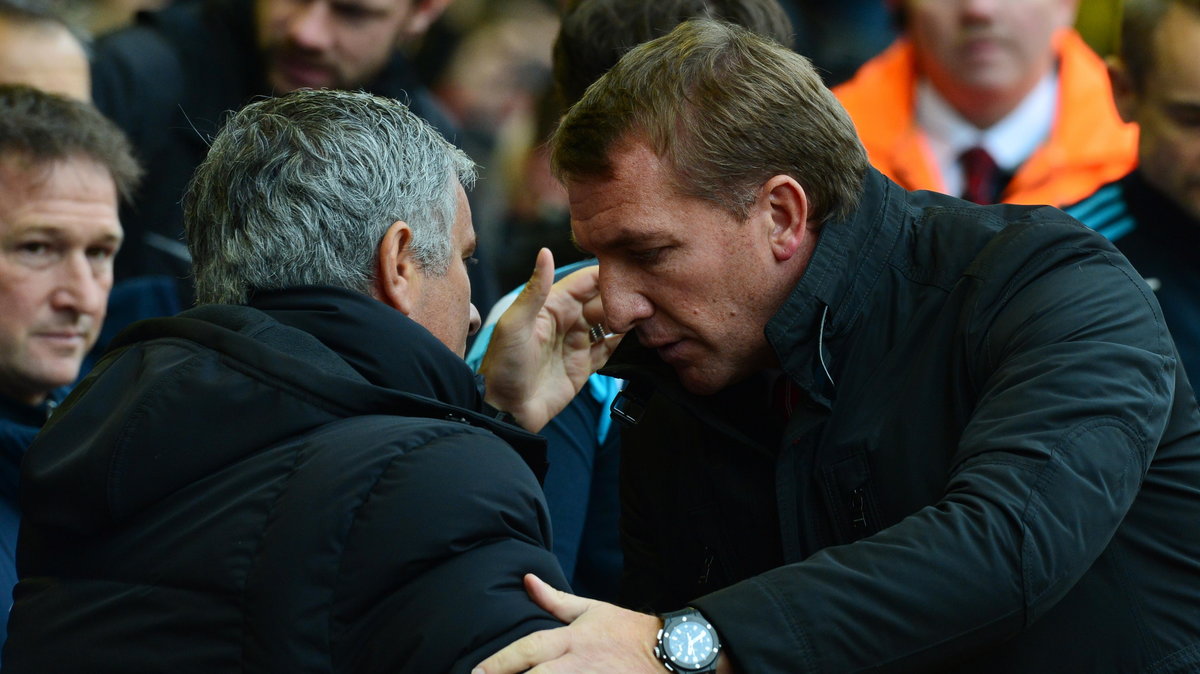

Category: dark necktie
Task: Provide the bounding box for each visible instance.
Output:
[959,146,1001,204]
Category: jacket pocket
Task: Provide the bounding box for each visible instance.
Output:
[821,452,881,544]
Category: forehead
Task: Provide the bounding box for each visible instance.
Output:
[1147,5,1200,83]
[0,155,120,234]
[907,0,1074,21]
[259,0,413,16]
[567,145,677,248]
[0,21,89,101]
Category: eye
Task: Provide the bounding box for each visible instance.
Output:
[464,255,479,267]
[18,241,51,256]
[629,246,668,265]
[86,245,117,261]
[332,2,373,21]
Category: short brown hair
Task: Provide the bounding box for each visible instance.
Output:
[1120,0,1200,90]
[0,84,141,201]
[551,18,867,226]
[553,0,795,106]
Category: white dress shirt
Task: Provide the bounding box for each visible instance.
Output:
[916,71,1059,198]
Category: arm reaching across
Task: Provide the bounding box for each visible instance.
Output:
[479,249,621,432]
[473,574,738,674]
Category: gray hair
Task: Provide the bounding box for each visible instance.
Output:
[183,88,476,305]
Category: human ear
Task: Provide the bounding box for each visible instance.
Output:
[761,175,812,262]
[376,219,420,315]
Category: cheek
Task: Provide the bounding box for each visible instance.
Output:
[339,30,393,67]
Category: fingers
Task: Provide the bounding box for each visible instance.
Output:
[472,625,570,674]
[525,573,595,623]
[505,248,557,329]
[589,332,624,371]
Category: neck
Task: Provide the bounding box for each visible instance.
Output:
[0,381,46,408]
[937,83,1033,130]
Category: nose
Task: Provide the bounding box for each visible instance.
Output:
[468,302,482,337]
[50,252,109,322]
[286,0,334,51]
[960,0,999,21]
[598,265,653,334]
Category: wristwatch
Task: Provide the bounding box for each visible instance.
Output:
[654,607,722,673]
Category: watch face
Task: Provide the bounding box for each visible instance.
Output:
[665,619,716,669]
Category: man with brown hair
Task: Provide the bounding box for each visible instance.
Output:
[0,82,139,659]
[467,0,799,605]
[475,17,1200,674]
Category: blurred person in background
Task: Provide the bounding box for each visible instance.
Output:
[0,0,90,101]
[87,0,497,306]
[834,0,1136,206]
[0,84,139,661]
[1066,0,1200,384]
[0,0,184,390]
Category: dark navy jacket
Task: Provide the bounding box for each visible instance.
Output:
[0,390,61,661]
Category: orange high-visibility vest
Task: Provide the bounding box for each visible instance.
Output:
[834,29,1137,207]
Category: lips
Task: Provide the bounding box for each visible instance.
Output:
[640,335,687,365]
[32,322,90,347]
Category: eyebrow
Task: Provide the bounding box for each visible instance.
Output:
[570,228,666,256]
[12,224,123,244]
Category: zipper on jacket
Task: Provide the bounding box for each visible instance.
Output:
[849,487,868,530]
[697,547,715,587]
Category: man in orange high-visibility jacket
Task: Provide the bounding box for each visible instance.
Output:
[834,0,1136,207]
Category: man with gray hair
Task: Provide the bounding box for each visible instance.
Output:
[4,88,615,673]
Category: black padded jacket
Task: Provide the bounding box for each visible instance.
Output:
[4,286,567,673]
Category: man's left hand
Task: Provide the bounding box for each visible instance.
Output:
[479,249,620,432]
[472,573,664,674]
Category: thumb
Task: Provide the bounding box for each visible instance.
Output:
[525,573,595,623]
[504,248,555,328]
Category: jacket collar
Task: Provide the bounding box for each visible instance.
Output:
[107,286,546,477]
[247,285,481,410]
[765,168,903,403]
[0,389,64,430]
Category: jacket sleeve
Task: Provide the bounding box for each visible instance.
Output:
[328,422,569,674]
[692,231,1178,671]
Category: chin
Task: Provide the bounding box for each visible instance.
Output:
[677,368,730,397]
